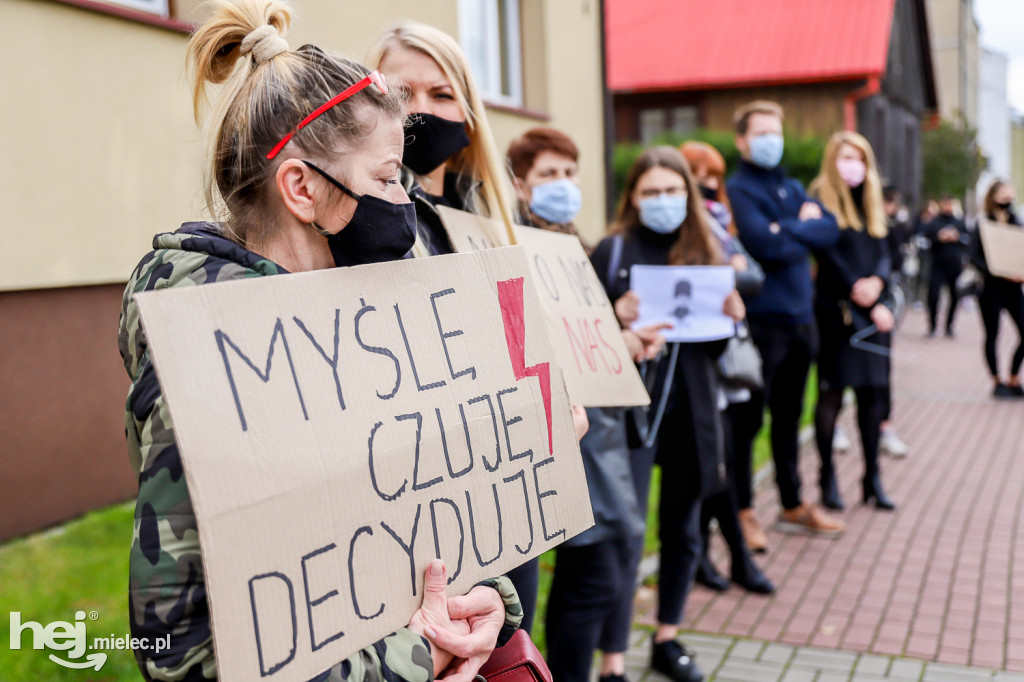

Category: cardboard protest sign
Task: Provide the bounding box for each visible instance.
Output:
[630,265,736,342]
[134,247,592,682]
[979,218,1024,280]
[511,225,649,407]
[436,205,513,251]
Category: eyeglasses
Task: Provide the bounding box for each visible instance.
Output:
[266,70,389,160]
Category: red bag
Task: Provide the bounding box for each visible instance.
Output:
[477,629,552,682]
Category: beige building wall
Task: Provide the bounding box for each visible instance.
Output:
[925,0,979,124]
[1013,119,1024,200]
[3,0,607,291]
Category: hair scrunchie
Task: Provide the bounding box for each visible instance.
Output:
[240,25,288,64]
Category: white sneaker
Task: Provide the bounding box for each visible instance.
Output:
[832,425,851,453]
[881,429,909,457]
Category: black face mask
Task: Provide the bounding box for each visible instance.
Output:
[303,161,417,267]
[996,201,1014,211]
[699,185,718,202]
[402,112,470,176]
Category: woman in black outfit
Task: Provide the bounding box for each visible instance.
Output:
[590,147,747,682]
[974,180,1024,398]
[809,132,896,511]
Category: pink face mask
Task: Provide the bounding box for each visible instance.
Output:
[836,158,867,188]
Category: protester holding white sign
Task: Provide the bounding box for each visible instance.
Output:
[118,3,522,680]
[590,147,747,682]
[368,22,518,256]
[629,265,736,342]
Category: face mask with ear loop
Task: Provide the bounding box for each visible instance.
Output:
[303,161,418,267]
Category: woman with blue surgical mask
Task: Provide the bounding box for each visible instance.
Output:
[588,147,746,682]
[508,127,586,247]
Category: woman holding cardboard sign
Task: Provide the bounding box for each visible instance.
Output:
[367,22,517,257]
[118,2,519,680]
[973,180,1024,398]
[589,147,753,682]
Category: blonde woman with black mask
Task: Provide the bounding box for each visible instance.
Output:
[368,22,517,257]
[809,132,896,512]
[118,2,520,679]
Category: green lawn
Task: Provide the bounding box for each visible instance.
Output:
[0,373,817,679]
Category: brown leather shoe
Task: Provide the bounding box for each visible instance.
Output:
[738,508,768,553]
[776,503,845,537]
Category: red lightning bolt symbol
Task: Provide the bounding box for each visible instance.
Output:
[496,277,553,455]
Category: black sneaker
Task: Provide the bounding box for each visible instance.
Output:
[994,383,1015,399]
[1010,384,1024,398]
[651,638,704,682]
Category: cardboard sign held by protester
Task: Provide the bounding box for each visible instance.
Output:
[436,205,513,251]
[134,247,592,682]
[630,265,737,343]
[978,218,1024,280]
[511,225,649,407]
[436,207,649,407]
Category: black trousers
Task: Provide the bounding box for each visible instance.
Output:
[506,557,539,634]
[979,276,1024,378]
[928,261,963,332]
[545,537,636,682]
[732,319,815,510]
[600,443,657,654]
[699,407,748,571]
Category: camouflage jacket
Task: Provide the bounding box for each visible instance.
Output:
[118,223,522,681]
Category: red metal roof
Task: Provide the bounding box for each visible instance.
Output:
[606,0,896,93]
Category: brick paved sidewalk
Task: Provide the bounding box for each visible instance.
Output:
[626,306,1024,678]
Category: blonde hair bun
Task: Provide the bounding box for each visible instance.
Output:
[239,24,288,64]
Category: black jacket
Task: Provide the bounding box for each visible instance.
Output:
[590,226,727,497]
[924,213,968,267]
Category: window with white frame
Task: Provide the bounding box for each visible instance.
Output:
[98,0,169,16]
[459,0,524,107]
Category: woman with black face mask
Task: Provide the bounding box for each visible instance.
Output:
[368,22,517,257]
[974,180,1024,398]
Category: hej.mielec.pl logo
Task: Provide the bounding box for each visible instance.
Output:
[9,610,170,671]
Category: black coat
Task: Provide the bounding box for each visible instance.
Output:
[590,226,727,497]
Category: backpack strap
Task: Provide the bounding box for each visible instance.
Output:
[606,234,624,287]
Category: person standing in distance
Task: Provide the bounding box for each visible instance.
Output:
[924,194,968,337]
[725,101,844,541]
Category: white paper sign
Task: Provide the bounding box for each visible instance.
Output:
[978,218,1024,280]
[629,265,736,342]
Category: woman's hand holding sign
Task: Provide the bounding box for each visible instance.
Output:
[722,290,746,322]
[614,290,640,327]
[408,560,507,682]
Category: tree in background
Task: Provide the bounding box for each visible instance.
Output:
[612,129,826,203]
[921,113,986,201]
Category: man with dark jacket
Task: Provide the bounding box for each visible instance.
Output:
[924,195,969,336]
[726,101,844,543]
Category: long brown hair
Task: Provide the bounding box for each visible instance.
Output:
[612,146,723,266]
[983,180,1011,219]
[809,131,887,239]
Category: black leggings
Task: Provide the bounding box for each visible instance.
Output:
[815,385,886,482]
[979,277,1024,378]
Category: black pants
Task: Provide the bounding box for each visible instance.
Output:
[732,319,815,511]
[815,385,886,483]
[600,443,657,654]
[545,537,636,682]
[699,407,749,573]
[506,558,539,634]
[979,276,1024,377]
[928,261,963,332]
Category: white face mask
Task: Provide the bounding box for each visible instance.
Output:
[638,194,687,233]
